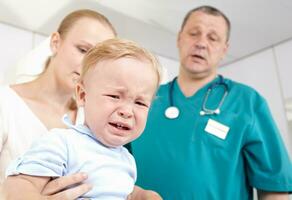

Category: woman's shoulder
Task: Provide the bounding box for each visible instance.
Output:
[8,83,30,98]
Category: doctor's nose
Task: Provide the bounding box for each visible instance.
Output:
[195,37,207,50]
[195,43,206,50]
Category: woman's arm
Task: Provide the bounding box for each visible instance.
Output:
[3,173,92,200]
[3,174,50,200]
[41,172,92,199]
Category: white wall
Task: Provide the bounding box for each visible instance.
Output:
[33,34,47,47]
[0,23,47,85]
[0,23,33,84]
[274,41,292,167]
[274,40,292,100]
[156,55,179,83]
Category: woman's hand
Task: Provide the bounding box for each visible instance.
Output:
[128,186,162,200]
[41,173,92,200]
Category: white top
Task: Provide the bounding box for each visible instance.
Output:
[7,116,136,200]
[0,86,48,183]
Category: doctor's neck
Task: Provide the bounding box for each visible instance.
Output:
[177,70,217,97]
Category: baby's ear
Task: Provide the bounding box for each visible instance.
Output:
[75,82,86,107]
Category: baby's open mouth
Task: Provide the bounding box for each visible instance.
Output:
[109,122,130,130]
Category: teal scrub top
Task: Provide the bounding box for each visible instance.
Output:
[130,77,292,200]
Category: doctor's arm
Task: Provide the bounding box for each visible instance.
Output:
[258,190,289,200]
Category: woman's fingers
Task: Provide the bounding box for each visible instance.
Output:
[47,183,92,200]
[42,173,88,195]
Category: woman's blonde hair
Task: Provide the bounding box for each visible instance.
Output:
[57,9,117,38]
[45,9,117,68]
[81,38,162,89]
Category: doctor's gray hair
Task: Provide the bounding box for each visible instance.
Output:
[180,5,231,42]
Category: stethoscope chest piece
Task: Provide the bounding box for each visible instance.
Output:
[165,106,179,119]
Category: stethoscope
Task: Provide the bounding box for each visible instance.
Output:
[164,75,229,119]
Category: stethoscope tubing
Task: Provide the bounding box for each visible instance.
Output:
[165,75,229,119]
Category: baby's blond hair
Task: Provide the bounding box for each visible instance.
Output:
[81,38,162,89]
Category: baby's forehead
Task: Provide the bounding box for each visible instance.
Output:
[81,56,157,84]
[85,56,151,72]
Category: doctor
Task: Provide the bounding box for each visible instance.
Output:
[129,5,292,200]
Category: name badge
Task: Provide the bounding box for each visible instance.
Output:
[204,119,230,140]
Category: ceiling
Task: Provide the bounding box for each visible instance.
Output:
[1,0,292,66]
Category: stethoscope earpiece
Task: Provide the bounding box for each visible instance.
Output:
[214,109,220,114]
[199,111,206,116]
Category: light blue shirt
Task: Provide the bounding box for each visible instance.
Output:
[7,115,136,200]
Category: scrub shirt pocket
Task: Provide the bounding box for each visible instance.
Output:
[194,114,237,151]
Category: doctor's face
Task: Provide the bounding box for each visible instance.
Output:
[177,11,229,79]
[51,17,115,93]
[76,57,158,147]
